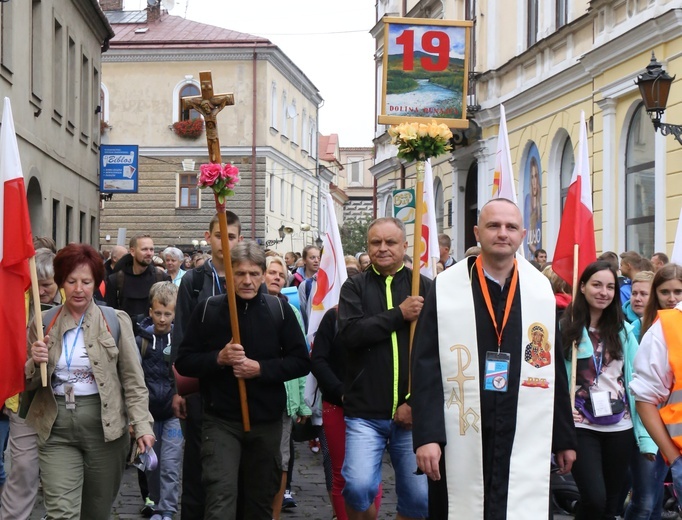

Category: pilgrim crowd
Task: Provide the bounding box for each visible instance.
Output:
[2,201,682,520]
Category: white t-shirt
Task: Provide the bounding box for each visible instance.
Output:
[52,324,98,396]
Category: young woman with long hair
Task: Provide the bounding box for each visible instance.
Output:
[561,261,652,520]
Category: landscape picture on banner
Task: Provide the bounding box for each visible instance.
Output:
[523,143,542,258]
[384,22,467,120]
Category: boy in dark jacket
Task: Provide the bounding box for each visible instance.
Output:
[136,282,183,520]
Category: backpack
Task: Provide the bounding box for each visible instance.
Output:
[42,304,120,343]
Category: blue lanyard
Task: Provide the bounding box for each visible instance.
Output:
[65,314,85,372]
[592,344,604,386]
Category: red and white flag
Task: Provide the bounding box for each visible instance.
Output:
[491,104,518,203]
[553,111,596,287]
[307,192,347,339]
[0,97,35,404]
[419,159,440,279]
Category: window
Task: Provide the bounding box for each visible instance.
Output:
[92,67,99,140]
[90,216,96,245]
[31,0,42,101]
[179,174,199,208]
[65,204,72,244]
[52,18,63,119]
[310,194,315,227]
[280,178,286,216]
[559,138,574,212]
[434,176,444,233]
[1,1,14,74]
[269,175,276,212]
[301,110,308,152]
[281,91,288,137]
[625,104,655,258]
[349,158,362,185]
[79,211,85,242]
[80,53,90,139]
[384,195,392,218]
[309,120,316,158]
[290,183,296,220]
[52,199,59,244]
[556,0,568,29]
[300,189,306,220]
[270,82,277,129]
[527,0,538,47]
[179,84,200,121]
[67,36,76,130]
[290,99,298,143]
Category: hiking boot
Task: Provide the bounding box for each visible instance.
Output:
[282,489,297,509]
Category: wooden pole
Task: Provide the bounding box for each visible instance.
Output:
[408,159,426,391]
[28,256,47,387]
[217,210,250,432]
[570,243,579,409]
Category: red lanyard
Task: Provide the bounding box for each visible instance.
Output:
[475,256,519,349]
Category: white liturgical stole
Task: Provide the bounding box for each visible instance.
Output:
[436,255,556,520]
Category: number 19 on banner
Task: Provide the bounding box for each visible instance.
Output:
[379,17,472,129]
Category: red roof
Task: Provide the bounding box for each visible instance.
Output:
[106,10,271,49]
[319,134,340,163]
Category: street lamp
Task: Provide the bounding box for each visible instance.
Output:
[315,235,323,249]
[636,52,680,143]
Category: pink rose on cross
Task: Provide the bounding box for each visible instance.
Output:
[198,163,223,187]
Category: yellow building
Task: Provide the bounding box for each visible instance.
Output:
[99,2,325,253]
[372,0,682,261]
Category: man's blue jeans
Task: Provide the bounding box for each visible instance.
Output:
[342,417,427,518]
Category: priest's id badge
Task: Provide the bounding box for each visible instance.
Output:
[484,352,510,392]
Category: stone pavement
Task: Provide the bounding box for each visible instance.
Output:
[24,440,573,519]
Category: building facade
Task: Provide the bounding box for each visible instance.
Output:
[0,0,113,247]
[372,0,682,260]
[99,2,324,254]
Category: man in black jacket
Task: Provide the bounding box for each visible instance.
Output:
[411,199,576,520]
[175,241,310,520]
[171,211,242,520]
[105,234,169,318]
[337,217,431,520]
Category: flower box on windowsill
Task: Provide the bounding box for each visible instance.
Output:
[172,118,204,139]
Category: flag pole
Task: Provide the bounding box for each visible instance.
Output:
[409,159,426,390]
[570,243,579,409]
[28,256,47,386]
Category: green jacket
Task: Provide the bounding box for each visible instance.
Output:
[284,303,312,418]
[25,301,154,443]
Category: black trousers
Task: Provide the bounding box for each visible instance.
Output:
[180,393,204,520]
[571,427,635,520]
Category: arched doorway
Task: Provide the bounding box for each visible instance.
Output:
[26,176,43,238]
[464,161,478,249]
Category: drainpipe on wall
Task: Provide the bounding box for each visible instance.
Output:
[251,50,257,240]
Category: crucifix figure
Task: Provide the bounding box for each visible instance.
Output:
[181,71,234,163]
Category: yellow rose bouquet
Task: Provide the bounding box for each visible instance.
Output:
[387,120,454,162]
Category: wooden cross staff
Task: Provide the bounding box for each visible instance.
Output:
[182,72,251,432]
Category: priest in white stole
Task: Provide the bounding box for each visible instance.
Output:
[411,199,576,520]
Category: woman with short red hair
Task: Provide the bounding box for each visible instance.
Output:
[25,243,155,519]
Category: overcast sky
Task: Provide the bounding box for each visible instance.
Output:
[126,0,376,147]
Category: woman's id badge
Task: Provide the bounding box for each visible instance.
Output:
[484,352,510,392]
[590,389,613,417]
[64,383,76,410]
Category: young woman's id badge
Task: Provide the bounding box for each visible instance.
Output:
[590,389,613,417]
[484,352,510,392]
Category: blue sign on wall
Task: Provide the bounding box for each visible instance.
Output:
[100,145,139,193]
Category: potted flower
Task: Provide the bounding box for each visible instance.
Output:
[100,120,111,134]
[172,118,204,139]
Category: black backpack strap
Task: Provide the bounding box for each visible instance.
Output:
[263,294,284,331]
[192,266,206,298]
